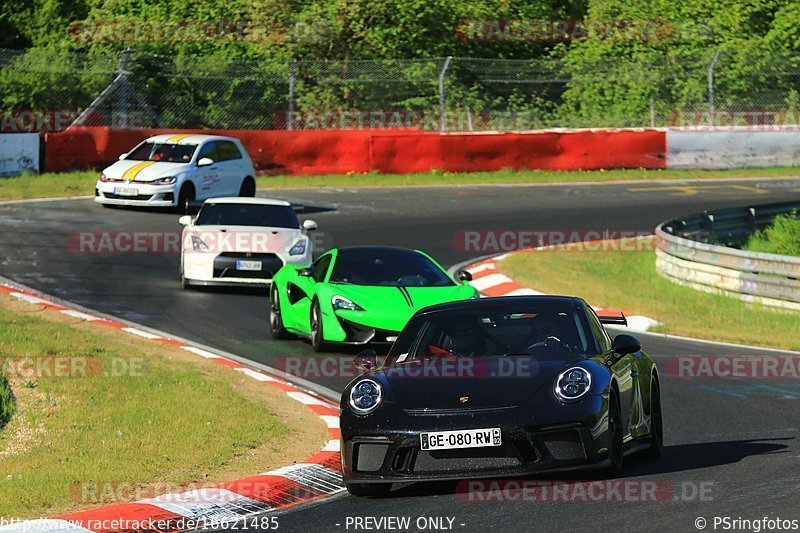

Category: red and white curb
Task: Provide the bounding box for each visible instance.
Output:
[465,252,661,332]
[0,284,344,533]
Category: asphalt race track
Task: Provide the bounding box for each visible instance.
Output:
[2,178,800,531]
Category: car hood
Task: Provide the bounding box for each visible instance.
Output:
[184,225,303,253]
[103,160,191,182]
[330,284,473,331]
[381,354,587,409]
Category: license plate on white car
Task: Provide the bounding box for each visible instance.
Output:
[420,428,502,451]
[236,260,262,271]
[114,187,138,196]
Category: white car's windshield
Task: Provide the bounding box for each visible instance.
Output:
[127,142,197,163]
[195,203,300,228]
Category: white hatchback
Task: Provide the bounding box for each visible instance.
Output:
[179,197,317,288]
[95,134,256,211]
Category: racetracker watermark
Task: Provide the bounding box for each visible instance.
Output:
[668,109,800,131]
[0,357,144,379]
[274,355,542,380]
[457,479,714,503]
[0,110,87,133]
[456,18,692,42]
[68,19,332,44]
[453,230,654,253]
[68,231,326,254]
[665,355,800,379]
[276,109,483,131]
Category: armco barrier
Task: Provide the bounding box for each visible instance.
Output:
[655,201,800,311]
[43,127,666,174]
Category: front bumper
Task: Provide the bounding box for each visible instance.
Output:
[95,181,176,206]
[183,250,310,286]
[341,395,610,483]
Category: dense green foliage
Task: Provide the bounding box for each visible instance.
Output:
[0,376,14,429]
[2,0,799,129]
[743,213,800,257]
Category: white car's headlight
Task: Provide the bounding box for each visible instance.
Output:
[288,239,307,256]
[332,295,363,311]
[190,235,209,251]
[349,379,382,414]
[554,367,592,401]
[151,176,177,185]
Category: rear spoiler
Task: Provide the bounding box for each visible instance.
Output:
[597,311,627,327]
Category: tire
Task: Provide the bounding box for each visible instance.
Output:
[310,300,328,352]
[177,183,195,214]
[345,482,391,497]
[239,177,256,197]
[269,284,293,339]
[602,390,624,477]
[645,379,663,458]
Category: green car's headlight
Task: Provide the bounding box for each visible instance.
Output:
[332,295,364,311]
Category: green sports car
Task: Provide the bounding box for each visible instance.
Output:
[269,246,478,351]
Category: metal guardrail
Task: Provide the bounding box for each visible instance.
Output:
[655,200,800,311]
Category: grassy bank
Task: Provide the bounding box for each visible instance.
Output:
[0,292,326,518]
[1,166,799,201]
[743,213,800,256]
[500,238,800,350]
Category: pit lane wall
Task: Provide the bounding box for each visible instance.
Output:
[42,127,666,174]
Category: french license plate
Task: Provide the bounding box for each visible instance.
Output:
[420,427,501,451]
[236,260,262,271]
[114,187,138,196]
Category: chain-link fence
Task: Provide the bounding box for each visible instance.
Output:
[2,47,800,132]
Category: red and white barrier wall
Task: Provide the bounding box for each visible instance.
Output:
[43,127,666,175]
[42,127,799,175]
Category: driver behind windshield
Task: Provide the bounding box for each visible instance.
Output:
[439,319,485,357]
[524,313,575,352]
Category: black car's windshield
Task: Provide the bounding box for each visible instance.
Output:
[391,301,597,359]
[329,248,454,287]
[195,203,299,228]
[127,142,197,162]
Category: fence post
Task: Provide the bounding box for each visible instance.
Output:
[707,49,721,127]
[288,59,296,130]
[439,56,453,132]
[650,98,655,127]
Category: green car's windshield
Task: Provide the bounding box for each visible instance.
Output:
[329,248,454,287]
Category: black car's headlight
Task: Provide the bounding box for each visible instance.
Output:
[349,379,382,414]
[554,367,592,401]
[332,295,364,311]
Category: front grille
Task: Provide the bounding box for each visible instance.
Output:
[412,447,522,473]
[338,318,398,344]
[103,193,154,201]
[539,429,587,461]
[213,252,283,279]
[404,406,517,416]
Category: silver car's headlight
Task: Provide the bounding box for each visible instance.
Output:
[349,379,382,414]
[289,239,307,256]
[332,295,364,311]
[554,367,592,401]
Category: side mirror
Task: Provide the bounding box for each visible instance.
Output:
[197,157,214,167]
[611,334,641,356]
[353,349,378,373]
[457,269,473,282]
[118,152,127,160]
[302,219,318,231]
[178,215,193,226]
[298,267,314,279]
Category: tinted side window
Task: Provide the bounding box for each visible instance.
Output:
[197,142,219,162]
[218,141,243,161]
[586,307,612,353]
[312,255,332,282]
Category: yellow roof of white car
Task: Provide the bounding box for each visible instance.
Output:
[145,134,239,145]
[203,197,291,206]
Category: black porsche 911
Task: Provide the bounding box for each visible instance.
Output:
[339,296,663,497]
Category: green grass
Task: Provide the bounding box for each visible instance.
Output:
[1,166,799,200]
[500,238,800,350]
[743,213,800,257]
[0,377,13,429]
[0,301,295,518]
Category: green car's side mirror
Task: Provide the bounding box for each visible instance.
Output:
[298,267,314,279]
